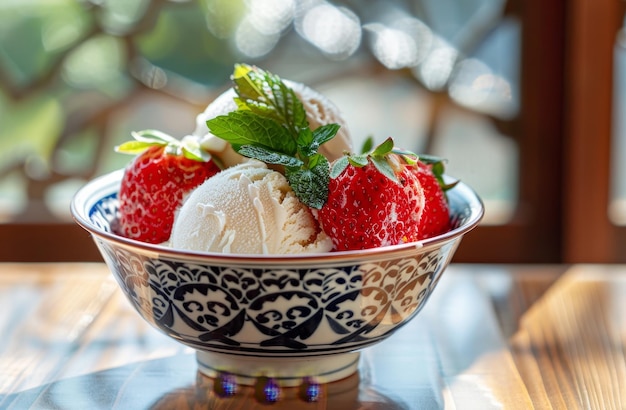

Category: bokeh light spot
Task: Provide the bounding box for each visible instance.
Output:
[297,3,361,59]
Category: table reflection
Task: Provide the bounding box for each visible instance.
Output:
[7,354,415,410]
[153,371,406,409]
[6,264,626,409]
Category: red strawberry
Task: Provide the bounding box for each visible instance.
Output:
[316,137,425,251]
[413,157,454,239]
[115,130,220,243]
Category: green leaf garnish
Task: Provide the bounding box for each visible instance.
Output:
[231,64,308,138]
[238,145,304,167]
[285,154,330,209]
[308,123,341,155]
[206,63,340,209]
[208,111,297,154]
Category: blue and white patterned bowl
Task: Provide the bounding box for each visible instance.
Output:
[71,169,483,386]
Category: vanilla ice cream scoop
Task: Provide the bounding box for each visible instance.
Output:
[193,80,352,169]
[170,160,332,255]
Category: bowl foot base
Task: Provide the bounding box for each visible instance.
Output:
[196,350,360,386]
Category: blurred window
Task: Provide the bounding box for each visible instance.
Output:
[0,0,620,262]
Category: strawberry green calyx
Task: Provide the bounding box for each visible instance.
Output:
[115,130,210,162]
[417,154,458,192]
[353,136,457,193]
[206,64,340,209]
[331,137,418,183]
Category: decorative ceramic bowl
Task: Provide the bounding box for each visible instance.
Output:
[71,169,483,387]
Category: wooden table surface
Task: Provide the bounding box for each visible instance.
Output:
[0,263,624,409]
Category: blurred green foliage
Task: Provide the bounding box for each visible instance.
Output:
[135,5,236,85]
[0,0,90,86]
[0,0,521,224]
[0,0,245,220]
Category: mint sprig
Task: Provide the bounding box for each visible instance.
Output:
[206,110,297,154]
[206,64,340,209]
[232,64,308,137]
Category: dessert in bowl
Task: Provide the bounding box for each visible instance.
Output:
[71,170,482,386]
[70,64,483,388]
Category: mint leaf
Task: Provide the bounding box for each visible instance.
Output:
[296,128,314,152]
[238,145,304,167]
[286,155,330,209]
[304,123,340,157]
[232,64,266,102]
[208,64,341,209]
[306,152,327,169]
[232,64,308,136]
[207,111,297,154]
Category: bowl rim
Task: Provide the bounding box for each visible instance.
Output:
[70,169,484,264]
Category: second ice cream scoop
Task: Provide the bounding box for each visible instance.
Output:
[170,160,332,255]
[193,80,352,169]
